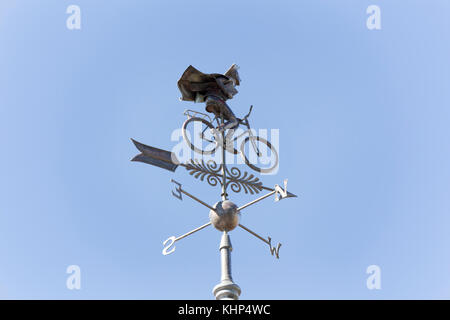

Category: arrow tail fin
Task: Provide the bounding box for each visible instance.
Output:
[131,139,179,172]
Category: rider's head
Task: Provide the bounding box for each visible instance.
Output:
[224,64,240,87]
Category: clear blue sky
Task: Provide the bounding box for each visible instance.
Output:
[1,0,450,299]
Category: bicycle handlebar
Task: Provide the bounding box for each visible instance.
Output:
[243,105,253,120]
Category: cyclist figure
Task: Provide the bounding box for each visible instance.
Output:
[177,64,241,141]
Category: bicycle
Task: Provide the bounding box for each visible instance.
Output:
[181,105,279,174]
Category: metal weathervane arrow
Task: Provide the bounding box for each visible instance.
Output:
[131,64,297,300]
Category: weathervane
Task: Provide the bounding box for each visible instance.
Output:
[131,64,297,300]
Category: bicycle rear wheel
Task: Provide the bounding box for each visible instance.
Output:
[182,117,217,155]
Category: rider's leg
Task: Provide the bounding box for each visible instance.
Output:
[217,102,238,130]
[205,96,238,145]
[205,95,226,117]
[221,109,239,149]
[216,102,238,143]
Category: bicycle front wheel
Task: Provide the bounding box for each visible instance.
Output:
[240,136,279,174]
[182,117,217,155]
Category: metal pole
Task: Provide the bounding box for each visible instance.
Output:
[213,115,240,299]
[212,231,241,300]
[221,115,228,201]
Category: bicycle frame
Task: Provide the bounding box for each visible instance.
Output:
[184,109,213,123]
[233,118,261,157]
[184,106,261,156]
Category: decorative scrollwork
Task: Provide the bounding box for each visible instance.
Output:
[205,160,221,173]
[184,159,222,187]
[182,159,263,194]
[225,167,263,195]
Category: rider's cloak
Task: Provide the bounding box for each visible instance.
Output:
[177,64,240,103]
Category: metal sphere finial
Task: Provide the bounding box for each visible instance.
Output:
[209,200,240,232]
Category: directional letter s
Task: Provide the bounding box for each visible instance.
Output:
[162,236,176,255]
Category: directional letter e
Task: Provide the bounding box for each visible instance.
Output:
[366,265,381,290]
[66,265,81,290]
